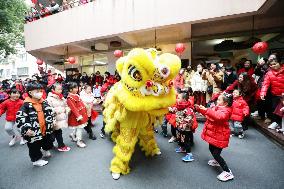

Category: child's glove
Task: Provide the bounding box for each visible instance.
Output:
[76,115,83,121]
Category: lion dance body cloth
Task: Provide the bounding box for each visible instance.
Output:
[103,48,181,179]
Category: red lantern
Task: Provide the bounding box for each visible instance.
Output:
[252,42,268,55]
[175,43,186,54]
[114,50,123,58]
[36,59,43,65]
[67,57,76,64]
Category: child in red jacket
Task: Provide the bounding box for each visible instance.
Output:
[174,92,198,162]
[67,82,89,148]
[0,88,24,146]
[196,93,234,182]
[230,89,249,139]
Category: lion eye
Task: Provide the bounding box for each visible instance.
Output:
[128,65,142,81]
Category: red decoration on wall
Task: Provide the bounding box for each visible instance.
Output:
[114,50,123,58]
[175,43,186,54]
[31,0,38,4]
[36,59,43,65]
[252,42,268,55]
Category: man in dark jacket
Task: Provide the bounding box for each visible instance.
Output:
[221,66,238,90]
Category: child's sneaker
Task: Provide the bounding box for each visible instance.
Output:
[69,133,77,142]
[8,136,18,147]
[208,159,220,167]
[217,170,234,182]
[58,146,71,152]
[100,132,105,139]
[77,140,86,148]
[168,136,176,143]
[238,133,245,139]
[42,150,51,158]
[20,137,27,145]
[182,153,194,162]
[175,147,186,153]
[32,159,48,167]
[268,122,278,129]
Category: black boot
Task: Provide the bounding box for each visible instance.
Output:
[89,131,97,140]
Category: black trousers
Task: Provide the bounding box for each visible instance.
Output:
[171,125,177,138]
[27,135,54,162]
[209,144,230,172]
[101,121,106,135]
[53,129,65,148]
[177,130,192,153]
[271,95,281,124]
[161,118,168,135]
[84,118,93,134]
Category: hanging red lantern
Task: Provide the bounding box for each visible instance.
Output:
[36,59,43,65]
[67,57,76,64]
[114,50,123,58]
[175,43,186,54]
[252,42,268,55]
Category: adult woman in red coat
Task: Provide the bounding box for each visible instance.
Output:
[225,72,257,110]
[196,93,234,182]
[67,82,88,148]
[260,55,284,130]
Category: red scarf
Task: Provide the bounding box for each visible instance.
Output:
[52,90,63,99]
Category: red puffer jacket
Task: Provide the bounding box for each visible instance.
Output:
[197,105,232,148]
[67,93,88,127]
[0,99,24,121]
[261,66,284,97]
[230,96,249,122]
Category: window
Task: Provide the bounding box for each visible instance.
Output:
[18,53,27,62]
[17,67,29,76]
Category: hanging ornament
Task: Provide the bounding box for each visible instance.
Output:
[252,42,268,55]
[67,57,76,64]
[175,43,186,55]
[36,59,43,65]
[114,50,123,58]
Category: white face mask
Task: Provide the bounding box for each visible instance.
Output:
[197,67,203,72]
[32,92,43,99]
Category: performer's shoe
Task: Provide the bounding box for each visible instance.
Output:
[112,172,120,180]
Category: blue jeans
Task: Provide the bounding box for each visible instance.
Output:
[229,120,243,135]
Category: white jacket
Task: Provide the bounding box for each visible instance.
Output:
[190,72,208,92]
[93,86,102,98]
[80,90,96,117]
[46,92,69,130]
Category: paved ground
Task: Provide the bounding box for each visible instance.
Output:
[0,115,283,189]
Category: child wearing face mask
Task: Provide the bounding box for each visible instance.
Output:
[0,88,25,146]
[195,93,234,182]
[67,82,89,148]
[16,82,55,167]
[46,83,71,152]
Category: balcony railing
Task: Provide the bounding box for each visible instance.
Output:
[25,0,95,23]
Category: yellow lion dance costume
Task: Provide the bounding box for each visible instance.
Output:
[103,48,181,180]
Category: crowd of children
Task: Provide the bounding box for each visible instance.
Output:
[1,53,283,182]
